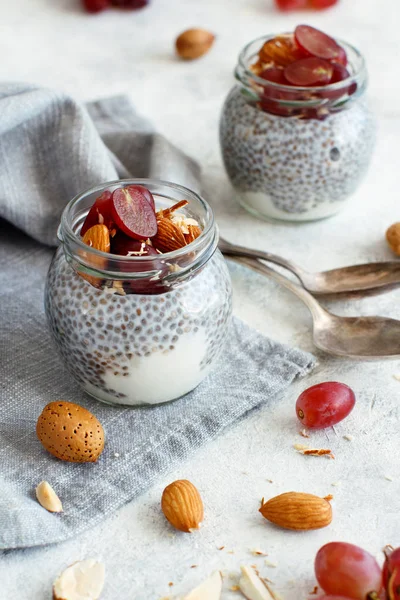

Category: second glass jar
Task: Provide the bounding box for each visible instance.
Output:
[220,35,376,222]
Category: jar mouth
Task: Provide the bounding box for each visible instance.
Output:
[59,178,218,289]
[61,178,214,262]
[236,33,367,100]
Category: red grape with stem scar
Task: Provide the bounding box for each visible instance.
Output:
[296,382,355,428]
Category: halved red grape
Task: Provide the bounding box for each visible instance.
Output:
[82,0,109,12]
[383,547,400,599]
[296,382,355,429]
[284,57,333,86]
[111,0,149,7]
[111,231,157,256]
[319,597,355,600]
[111,186,157,240]
[128,185,156,211]
[275,0,307,9]
[295,25,347,65]
[260,67,288,84]
[330,64,350,84]
[81,190,114,236]
[309,0,339,8]
[315,543,382,599]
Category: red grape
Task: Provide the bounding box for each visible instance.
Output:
[315,542,382,599]
[284,57,333,86]
[275,0,308,9]
[260,67,288,84]
[129,185,156,211]
[82,0,109,12]
[296,382,355,429]
[111,232,158,257]
[309,0,339,8]
[383,546,400,599]
[330,64,350,84]
[110,0,150,8]
[295,25,347,65]
[319,597,355,600]
[110,234,166,294]
[111,186,157,240]
[81,191,114,236]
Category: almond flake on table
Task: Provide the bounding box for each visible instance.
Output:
[239,566,281,600]
[392,374,400,381]
[331,481,341,487]
[293,444,335,459]
[264,559,277,568]
[385,475,394,481]
[343,434,353,441]
[299,428,310,438]
[250,549,268,556]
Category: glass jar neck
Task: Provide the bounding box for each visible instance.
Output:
[235,34,368,119]
[58,179,219,294]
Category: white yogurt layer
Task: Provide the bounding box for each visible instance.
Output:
[84,328,209,406]
[240,191,344,222]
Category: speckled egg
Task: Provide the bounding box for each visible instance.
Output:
[36,401,105,463]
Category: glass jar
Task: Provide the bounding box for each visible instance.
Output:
[45,180,232,407]
[220,35,376,222]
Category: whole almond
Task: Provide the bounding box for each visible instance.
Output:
[386,223,400,256]
[176,29,215,60]
[152,218,187,253]
[36,481,63,513]
[185,224,202,244]
[259,492,332,531]
[82,224,110,253]
[36,401,105,463]
[80,224,110,287]
[161,479,204,532]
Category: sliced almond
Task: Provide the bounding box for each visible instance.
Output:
[294,444,334,459]
[239,566,276,600]
[36,481,63,513]
[171,214,200,234]
[184,571,222,600]
[157,200,189,220]
[53,559,105,600]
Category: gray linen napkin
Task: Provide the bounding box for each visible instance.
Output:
[0,84,315,549]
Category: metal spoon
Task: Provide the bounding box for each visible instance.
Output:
[219,237,400,295]
[232,255,400,359]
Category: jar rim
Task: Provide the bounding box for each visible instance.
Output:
[237,33,366,94]
[60,178,215,264]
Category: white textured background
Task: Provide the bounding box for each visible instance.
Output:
[1,0,399,598]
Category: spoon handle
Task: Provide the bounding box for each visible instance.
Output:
[219,237,304,282]
[231,255,326,321]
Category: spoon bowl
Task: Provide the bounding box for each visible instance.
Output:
[313,313,400,359]
[219,237,400,294]
[233,256,400,359]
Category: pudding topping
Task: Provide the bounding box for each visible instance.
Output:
[79,185,202,287]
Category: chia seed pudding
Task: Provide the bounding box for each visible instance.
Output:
[220,30,376,222]
[45,180,233,407]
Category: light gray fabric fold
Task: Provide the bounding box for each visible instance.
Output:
[0,85,315,549]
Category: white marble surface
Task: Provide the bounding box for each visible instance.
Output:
[1,0,400,598]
